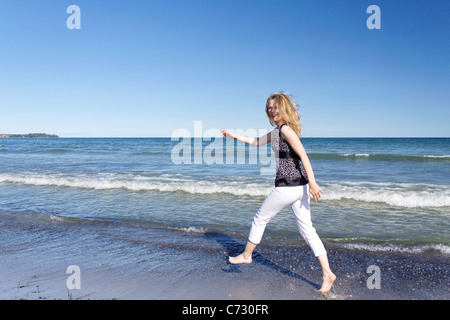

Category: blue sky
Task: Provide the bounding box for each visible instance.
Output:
[0,0,448,137]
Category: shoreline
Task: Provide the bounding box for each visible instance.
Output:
[0,214,448,300]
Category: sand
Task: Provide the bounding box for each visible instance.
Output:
[0,214,448,301]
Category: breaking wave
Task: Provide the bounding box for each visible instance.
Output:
[1,173,449,208]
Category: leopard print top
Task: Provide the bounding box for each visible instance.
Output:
[271,124,308,187]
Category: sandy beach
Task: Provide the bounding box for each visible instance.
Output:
[0,213,448,301]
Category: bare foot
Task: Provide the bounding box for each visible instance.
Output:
[228,253,252,264]
[318,273,336,293]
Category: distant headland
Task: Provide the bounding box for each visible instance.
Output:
[0,133,59,138]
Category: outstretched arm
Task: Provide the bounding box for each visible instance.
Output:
[280,126,325,202]
[221,129,272,147]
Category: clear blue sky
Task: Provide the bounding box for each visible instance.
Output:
[0,0,448,137]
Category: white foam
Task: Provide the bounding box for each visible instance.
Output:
[341,243,450,255]
[171,226,207,234]
[342,153,370,157]
[0,173,272,197]
[1,173,449,208]
[49,214,64,222]
[423,155,450,158]
[322,181,450,208]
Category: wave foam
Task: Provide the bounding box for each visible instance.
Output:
[424,155,450,159]
[0,173,272,197]
[322,181,450,208]
[341,243,450,255]
[309,153,450,161]
[1,173,449,208]
[342,153,370,157]
[170,226,207,234]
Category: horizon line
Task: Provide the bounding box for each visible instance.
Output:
[54,136,450,139]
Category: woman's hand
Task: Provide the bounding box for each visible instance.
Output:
[309,181,325,202]
[221,129,235,139]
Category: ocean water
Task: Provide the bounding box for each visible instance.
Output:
[0,137,449,256]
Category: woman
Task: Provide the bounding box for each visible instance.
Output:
[221,92,336,293]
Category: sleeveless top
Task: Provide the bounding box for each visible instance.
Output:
[272,124,309,187]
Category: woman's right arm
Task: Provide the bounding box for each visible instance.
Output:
[221,129,272,147]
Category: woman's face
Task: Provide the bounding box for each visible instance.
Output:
[267,99,282,123]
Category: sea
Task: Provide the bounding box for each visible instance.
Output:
[0,137,449,299]
[0,137,449,253]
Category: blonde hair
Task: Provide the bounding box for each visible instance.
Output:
[265,92,302,137]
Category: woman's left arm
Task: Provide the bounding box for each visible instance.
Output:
[281,126,325,202]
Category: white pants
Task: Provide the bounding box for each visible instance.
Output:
[248,185,327,257]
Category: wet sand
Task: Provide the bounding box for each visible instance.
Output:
[0,214,448,301]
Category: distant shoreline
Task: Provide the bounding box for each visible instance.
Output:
[0,133,59,138]
[25,136,450,139]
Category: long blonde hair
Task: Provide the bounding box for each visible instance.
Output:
[265,92,302,137]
